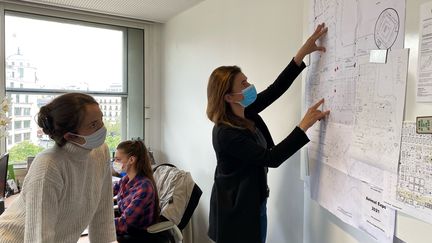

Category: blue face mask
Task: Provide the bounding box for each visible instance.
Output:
[235,84,257,107]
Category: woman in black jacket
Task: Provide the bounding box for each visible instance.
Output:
[206,23,330,243]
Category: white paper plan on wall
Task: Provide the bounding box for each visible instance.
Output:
[383,122,432,224]
[306,1,408,185]
[417,1,432,102]
[307,50,409,182]
[308,49,409,243]
[306,0,408,242]
[309,163,396,243]
[349,50,408,177]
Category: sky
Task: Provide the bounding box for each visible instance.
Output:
[5,14,124,92]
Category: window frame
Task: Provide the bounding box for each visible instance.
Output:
[0,1,149,156]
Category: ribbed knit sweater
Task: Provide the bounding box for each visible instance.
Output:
[0,142,116,243]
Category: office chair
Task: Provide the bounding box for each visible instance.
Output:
[116,163,202,243]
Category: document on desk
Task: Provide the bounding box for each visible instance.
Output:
[417,1,432,102]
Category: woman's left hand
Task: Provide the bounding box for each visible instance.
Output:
[294,23,328,66]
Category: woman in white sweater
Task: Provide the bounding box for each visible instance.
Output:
[0,93,116,243]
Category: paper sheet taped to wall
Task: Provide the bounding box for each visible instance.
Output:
[383,122,432,225]
[417,1,432,103]
[306,0,407,242]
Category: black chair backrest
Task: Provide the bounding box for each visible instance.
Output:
[178,183,202,230]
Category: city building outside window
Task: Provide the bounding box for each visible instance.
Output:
[23,108,30,116]
[5,12,128,164]
[14,134,21,143]
[14,121,22,129]
[14,107,22,116]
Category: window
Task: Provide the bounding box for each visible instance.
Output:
[14,134,22,143]
[14,107,22,116]
[5,12,127,163]
[14,121,22,129]
[23,108,31,116]
[3,11,145,163]
[6,15,124,93]
[19,68,24,78]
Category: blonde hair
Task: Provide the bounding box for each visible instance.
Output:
[206,66,254,131]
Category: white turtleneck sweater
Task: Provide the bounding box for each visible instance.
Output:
[0,142,116,243]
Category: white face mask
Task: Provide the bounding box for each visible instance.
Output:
[113,157,131,174]
[69,126,107,150]
[112,161,124,174]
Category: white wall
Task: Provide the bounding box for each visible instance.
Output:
[161,0,305,242]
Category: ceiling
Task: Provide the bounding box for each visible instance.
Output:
[20,0,204,23]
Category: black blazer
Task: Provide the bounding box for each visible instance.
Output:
[208,59,310,243]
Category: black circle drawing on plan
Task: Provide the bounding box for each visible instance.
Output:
[374,8,400,49]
